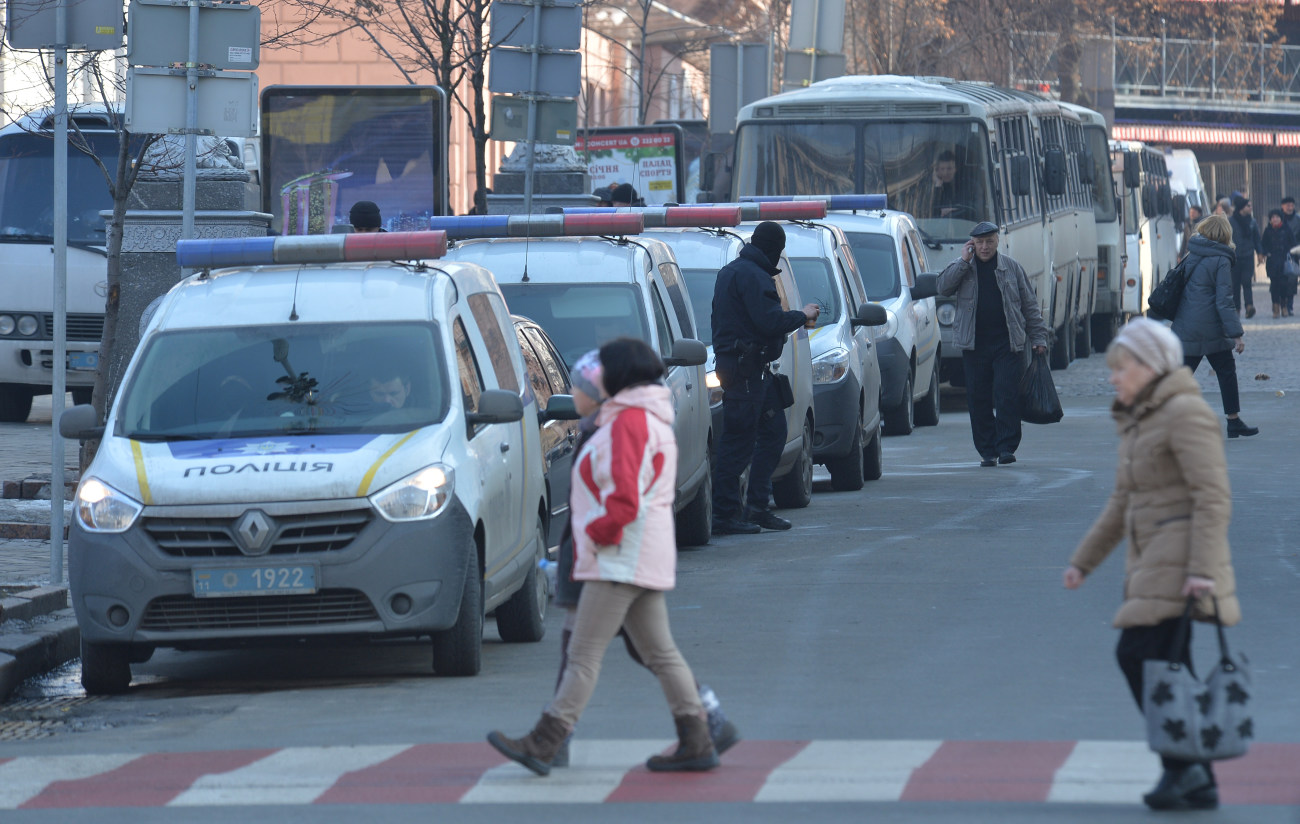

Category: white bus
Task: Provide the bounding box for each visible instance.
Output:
[1110,140,1179,321]
[0,108,123,422]
[730,75,1098,379]
[1060,102,1123,352]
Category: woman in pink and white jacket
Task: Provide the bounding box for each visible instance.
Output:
[489,337,718,777]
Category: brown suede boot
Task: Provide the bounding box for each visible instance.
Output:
[645,714,720,772]
[487,713,570,776]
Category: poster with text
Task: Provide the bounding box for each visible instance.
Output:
[577,129,681,206]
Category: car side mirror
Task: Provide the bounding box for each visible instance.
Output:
[467,389,525,425]
[1010,156,1032,197]
[1077,147,1094,185]
[911,273,939,300]
[1042,147,1066,196]
[541,394,580,422]
[664,338,707,367]
[59,404,104,440]
[852,302,889,327]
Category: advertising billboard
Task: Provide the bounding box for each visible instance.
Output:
[261,86,448,235]
[576,125,685,206]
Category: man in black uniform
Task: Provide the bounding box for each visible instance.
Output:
[711,221,820,534]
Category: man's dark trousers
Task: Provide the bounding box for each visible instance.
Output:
[962,345,1023,459]
[1231,261,1255,312]
[714,367,786,518]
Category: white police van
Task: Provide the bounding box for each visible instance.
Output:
[780,218,889,490]
[642,205,817,509]
[813,197,941,434]
[435,212,713,546]
[59,232,567,693]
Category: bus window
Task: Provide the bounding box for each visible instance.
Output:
[733,122,856,195]
[0,131,123,243]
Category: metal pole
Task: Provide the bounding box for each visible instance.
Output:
[810,0,820,85]
[181,0,200,242]
[1110,17,1116,93]
[1160,19,1167,97]
[522,0,542,214]
[1212,35,1217,99]
[51,2,68,583]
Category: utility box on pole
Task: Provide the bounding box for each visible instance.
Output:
[488,0,584,213]
[783,0,848,90]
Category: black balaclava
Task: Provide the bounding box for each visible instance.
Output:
[751,221,786,267]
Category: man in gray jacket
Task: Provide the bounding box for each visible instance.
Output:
[937,221,1049,467]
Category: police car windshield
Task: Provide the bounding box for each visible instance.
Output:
[117,323,448,439]
[499,283,651,367]
[679,269,717,345]
[787,258,843,328]
[842,232,902,300]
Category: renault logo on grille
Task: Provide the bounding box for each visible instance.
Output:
[234,510,275,556]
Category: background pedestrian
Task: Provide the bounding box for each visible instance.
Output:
[1064,317,1240,812]
[349,200,385,233]
[1228,196,1262,316]
[936,221,1048,466]
[1260,208,1296,317]
[1170,214,1258,437]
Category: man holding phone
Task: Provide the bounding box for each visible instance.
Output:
[937,221,1048,467]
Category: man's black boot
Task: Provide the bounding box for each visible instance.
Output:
[744,506,792,531]
[998,452,1016,465]
[712,516,760,535]
[1226,417,1259,438]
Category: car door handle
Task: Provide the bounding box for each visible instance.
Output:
[685,382,693,390]
[500,442,510,453]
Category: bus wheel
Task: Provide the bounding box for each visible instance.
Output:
[1091,314,1118,352]
[1074,311,1092,359]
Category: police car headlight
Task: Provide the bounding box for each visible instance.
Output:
[0,315,14,335]
[937,304,957,326]
[812,347,850,384]
[16,314,38,336]
[706,370,723,406]
[75,478,142,533]
[371,464,455,522]
[880,308,899,339]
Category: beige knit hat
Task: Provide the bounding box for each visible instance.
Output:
[1113,317,1184,375]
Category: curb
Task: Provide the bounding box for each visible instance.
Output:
[0,587,79,703]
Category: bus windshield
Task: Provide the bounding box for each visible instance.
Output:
[1084,127,1117,223]
[734,119,994,242]
[0,131,122,244]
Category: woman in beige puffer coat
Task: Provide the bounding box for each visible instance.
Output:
[1064,318,1240,812]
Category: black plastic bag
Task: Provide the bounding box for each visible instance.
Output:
[1019,351,1063,424]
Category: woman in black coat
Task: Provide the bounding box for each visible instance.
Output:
[1169,214,1259,438]
[1260,208,1296,317]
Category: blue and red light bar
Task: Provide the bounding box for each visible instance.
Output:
[741,194,888,212]
[560,205,743,228]
[427,212,645,239]
[176,231,449,269]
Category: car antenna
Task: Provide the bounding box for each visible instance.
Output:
[288,269,302,320]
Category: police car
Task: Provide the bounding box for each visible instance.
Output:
[779,218,889,491]
[815,198,942,434]
[59,232,565,693]
[638,203,818,509]
[435,212,713,546]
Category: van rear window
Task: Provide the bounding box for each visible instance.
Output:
[500,283,650,367]
[117,322,448,440]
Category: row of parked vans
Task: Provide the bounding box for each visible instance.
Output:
[59,197,940,693]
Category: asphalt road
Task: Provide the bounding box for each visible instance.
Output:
[2,326,1299,822]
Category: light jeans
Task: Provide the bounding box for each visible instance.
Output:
[548,580,702,726]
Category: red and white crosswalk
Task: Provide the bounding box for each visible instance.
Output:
[2,740,1296,808]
